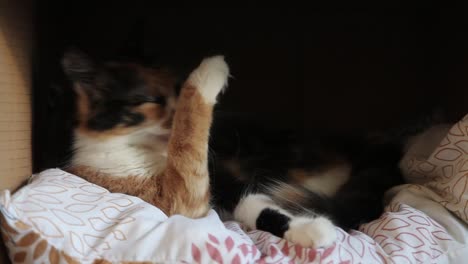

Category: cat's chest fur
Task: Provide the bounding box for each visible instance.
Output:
[71,130,168,178]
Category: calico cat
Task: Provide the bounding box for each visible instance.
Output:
[58,49,428,248]
[62,49,228,218]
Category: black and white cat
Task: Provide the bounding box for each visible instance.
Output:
[208,116,409,247]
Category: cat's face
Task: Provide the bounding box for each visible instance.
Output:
[62,49,177,141]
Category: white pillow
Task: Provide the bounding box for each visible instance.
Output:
[1,169,465,264]
[0,169,260,263]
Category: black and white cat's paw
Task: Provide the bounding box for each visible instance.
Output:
[284,216,337,248]
[233,194,337,249]
[188,55,230,104]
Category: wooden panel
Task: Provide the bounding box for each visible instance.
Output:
[0,0,32,192]
[0,0,32,261]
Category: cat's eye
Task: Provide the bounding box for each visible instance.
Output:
[128,95,166,106]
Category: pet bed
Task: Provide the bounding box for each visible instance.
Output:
[1,115,467,263]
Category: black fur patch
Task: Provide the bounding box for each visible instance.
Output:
[87,110,125,131]
[208,114,413,231]
[62,49,175,132]
[87,108,145,131]
[256,208,291,237]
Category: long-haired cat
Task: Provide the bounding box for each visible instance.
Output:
[58,49,434,248]
[62,49,228,218]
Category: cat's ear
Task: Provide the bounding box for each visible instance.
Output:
[61,48,96,84]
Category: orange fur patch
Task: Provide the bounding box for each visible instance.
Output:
[134,102,165,122]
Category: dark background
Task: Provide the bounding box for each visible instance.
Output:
[32,2,467,172]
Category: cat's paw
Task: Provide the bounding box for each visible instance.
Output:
[188,55,230,104]
[284,216,337,248]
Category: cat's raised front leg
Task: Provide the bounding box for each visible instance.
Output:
[159,56,229,218]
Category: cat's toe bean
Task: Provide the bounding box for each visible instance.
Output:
[284,216,337,248]
[188,55,230,104]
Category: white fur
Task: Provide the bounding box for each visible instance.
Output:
[188,55,230,104]
[234,194,337,248]
[285,216,337,248]
[300,164,351,197]
[233,194,292,229]
[71,126,169,178]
